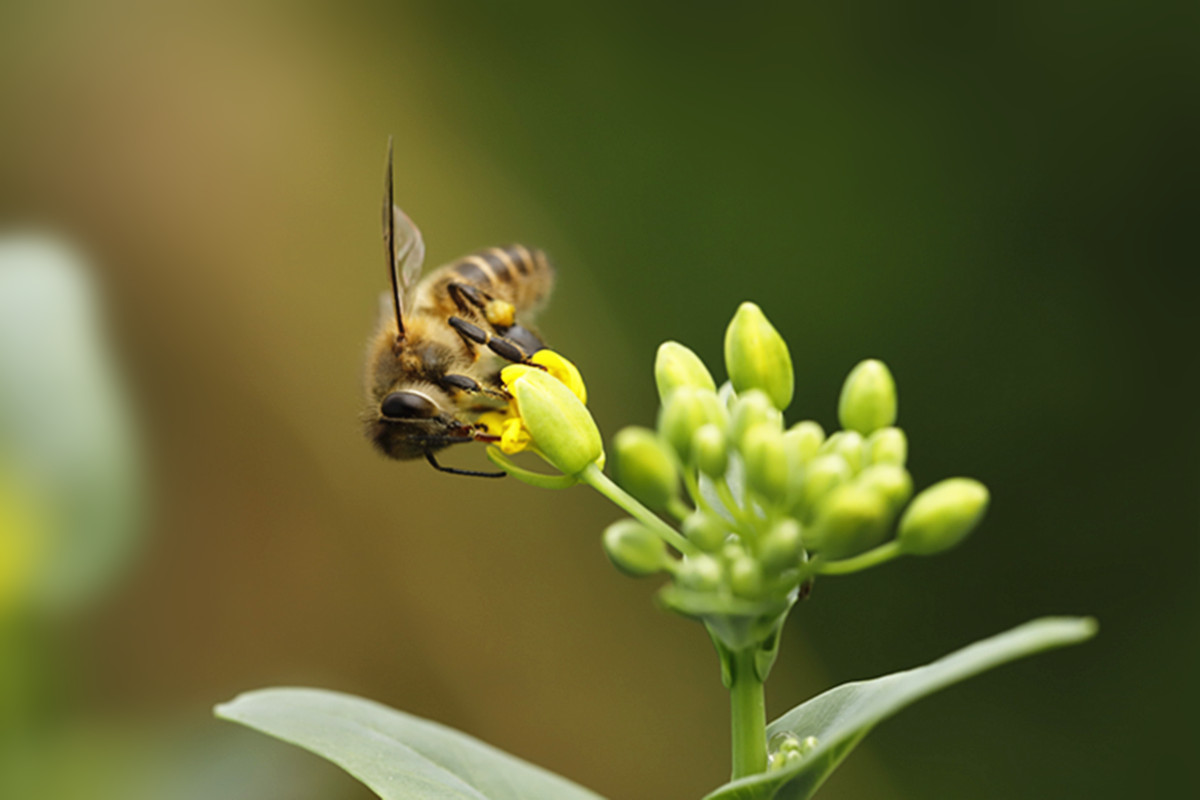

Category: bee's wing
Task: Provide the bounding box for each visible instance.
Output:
[382,138,426,337]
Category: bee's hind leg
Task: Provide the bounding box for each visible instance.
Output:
[448,316,545,369]
[447,282,516,330]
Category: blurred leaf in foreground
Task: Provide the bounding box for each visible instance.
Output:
[0,235,143,617]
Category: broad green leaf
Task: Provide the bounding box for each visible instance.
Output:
[0,237,143,617]
[704,616,1097,800]
[216,687,606,800]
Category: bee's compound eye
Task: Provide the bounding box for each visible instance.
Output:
[381,391,438,419]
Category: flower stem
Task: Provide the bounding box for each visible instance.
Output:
[729,647,767,779]
[581,463,698,556]
[817,540,904,575]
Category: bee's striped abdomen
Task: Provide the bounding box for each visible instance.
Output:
[449,244,553,312]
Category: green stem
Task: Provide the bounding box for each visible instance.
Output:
[682,469,720,518]
[581,464,698,556]
[716,477,758,531]
[729,647,768,779]
[818,540,904,575]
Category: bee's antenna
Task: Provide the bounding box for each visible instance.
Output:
[383,136,405,341]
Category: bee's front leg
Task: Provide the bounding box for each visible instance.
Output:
[439,372,510,400]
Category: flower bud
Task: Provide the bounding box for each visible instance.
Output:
[682,510,728,551]
[838,359,897,435]
[676,553,723,591]
[654,341,716,402]
[658,387,726,463]
[720,540,747,564]
[856,464,913,516]
[509,367,603,475]
[759,518,803,574]
[820,430,865,474]
[898,478,989,555]
[602,519,669,577]
[791,453,852,520]
[729,389,783,449]
[741,424,789,502]
[807,483,890,559]
[729,555,764,599]
[784,420,825,465]
[692,424,728,478]
[724,302,794,411]
[612,427,678,510]
[865,426,907,466]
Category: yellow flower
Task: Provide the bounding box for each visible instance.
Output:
[478,350,588,455]
[477,350,603,476]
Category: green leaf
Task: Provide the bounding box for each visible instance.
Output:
[703,617,1097,800]
[0,236,143,616]
[215,687,606,800]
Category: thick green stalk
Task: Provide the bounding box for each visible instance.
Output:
[729,647,767,779]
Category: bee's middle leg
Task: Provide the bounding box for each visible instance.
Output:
[448,316,543,368]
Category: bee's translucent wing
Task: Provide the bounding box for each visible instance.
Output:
[382,138,426,338]
[392,205,425,299]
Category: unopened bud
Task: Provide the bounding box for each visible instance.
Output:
[724,302,794,411]
[865,426,907,466]
[791,453,852,520]
[821,430,865,474]
[729,556,764,598]
[676,553,723,591]
[730,389,783,448]
[721,540,747,564]
[654,341,716,402]
[692,424,728,478]
[612,427,678,510]
[741,424,789,502]
[807,483,890,559]
[602,519,668,577]
[658,387,726,462]
[838,359,897,435]
[682,510,728,552]
[898,478,989,555]
[509,367,603,475]
[759,518,803,573]
[856,464,913,516]
[784,420,825,465]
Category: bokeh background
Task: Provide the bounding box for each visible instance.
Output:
[1,2,1195,798]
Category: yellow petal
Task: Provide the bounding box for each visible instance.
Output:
[530,350,587,404]
[476,410,509,438]
[498,417,533,454]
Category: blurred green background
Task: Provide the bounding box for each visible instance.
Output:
[0,1,1194,798]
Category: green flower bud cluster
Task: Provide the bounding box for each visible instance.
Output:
[603,302,990,651]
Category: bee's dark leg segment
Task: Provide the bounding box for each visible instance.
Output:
[449,315,489,346]
[487,336,526,364]
[447,282,490,316]
[424,451,506,478]
[448,315,541,367]
[440,373,509,400]
[500,324,546,356]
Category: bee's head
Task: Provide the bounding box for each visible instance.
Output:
[367,389,473,460]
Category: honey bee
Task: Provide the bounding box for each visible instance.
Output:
[364,140,555,476]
